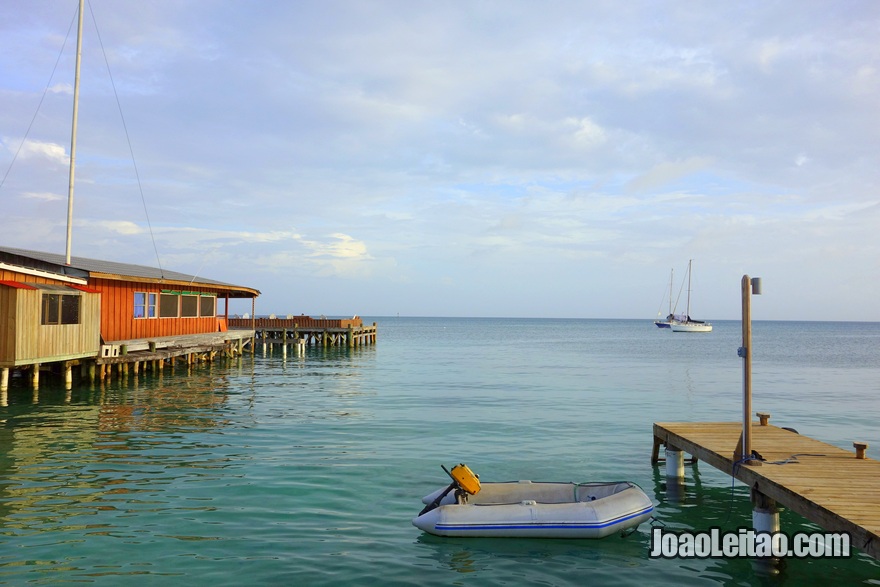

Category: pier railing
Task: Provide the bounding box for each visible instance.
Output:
[227,316,363,330]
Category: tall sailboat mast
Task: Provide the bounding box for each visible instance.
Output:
[685,259,693,319]
[684,259,694,320]
[65,0,84,265]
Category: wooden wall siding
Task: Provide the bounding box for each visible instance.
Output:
[0,288,101,366]
[90,278,226,343]
[37,292,101,363]
[0,268,65,285]
[2,271,98,366]
[0,286,19,365]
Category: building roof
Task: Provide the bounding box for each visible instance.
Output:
[0,245,259,298]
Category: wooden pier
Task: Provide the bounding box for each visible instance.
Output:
[652,418,879,559]
[2,315,377,390]
[228,316,377,348]
[95,329,255,377]
[1,330,256,390]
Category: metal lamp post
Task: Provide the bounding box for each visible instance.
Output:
[739,275,762,464]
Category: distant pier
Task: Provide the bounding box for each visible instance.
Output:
[1,315,376,392]
[653,416,879,559]
[228,316,377,348]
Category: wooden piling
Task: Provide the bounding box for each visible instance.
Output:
[853,442,868,460]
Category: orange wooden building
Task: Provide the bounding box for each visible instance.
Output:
[0,245,259,388]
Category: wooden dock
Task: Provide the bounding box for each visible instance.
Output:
[228,316,377,348]
[652,420,879,559]
[98,329,254,362]
[3,314,377,389]
[89,329,255,381]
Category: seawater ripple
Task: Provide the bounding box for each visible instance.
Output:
[0,318,878,585]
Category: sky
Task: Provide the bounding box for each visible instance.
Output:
[1,1,879,321]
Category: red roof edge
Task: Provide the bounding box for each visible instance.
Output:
[0,280,37,290]
[68,284,101,294]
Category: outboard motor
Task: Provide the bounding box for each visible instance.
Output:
[418,463,481,515]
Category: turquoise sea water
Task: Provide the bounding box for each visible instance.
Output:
[0,318,878,585]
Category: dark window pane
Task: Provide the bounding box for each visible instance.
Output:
[180,295,198,317]
[61,295,80,324]
[159,293,179,318]
[200,296,215,317]
[43,294,60,324]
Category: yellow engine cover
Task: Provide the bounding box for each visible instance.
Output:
[450,463,481,495]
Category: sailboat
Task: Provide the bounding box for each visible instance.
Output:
[654,268,675,328]
[670,259,712,333]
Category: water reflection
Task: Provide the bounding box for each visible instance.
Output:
[414,532,650,578]
[0,368,238,542]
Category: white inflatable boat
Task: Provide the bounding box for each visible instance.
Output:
[412,465,654,538]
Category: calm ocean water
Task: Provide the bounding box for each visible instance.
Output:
[0,318,878,585]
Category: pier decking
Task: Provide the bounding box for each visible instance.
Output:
[653,420,879,559]
[97,329,254,367]
[72,330,254,383]
[228,316,377,348]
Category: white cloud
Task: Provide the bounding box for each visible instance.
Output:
[89,220,144,235]
[566,117,607,147]
[625,158,714,193]
[49,83,72,94]
[17,140,68,165]
[305,233,370,260]
[756,38,785,73]
[22,191,63,202]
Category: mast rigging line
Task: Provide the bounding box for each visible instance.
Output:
[0,5,80,193]
[85,0,165,278]
[0,0,165,279]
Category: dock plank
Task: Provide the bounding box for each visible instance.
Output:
[654,421,880,559]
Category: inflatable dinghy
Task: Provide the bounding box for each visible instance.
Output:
[412,464,653,538]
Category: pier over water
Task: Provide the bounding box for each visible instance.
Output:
[653,417,880,559]
[228,315,377,348]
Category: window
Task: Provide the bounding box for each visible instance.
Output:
[159,293,179,318]
[200,295,216,317]
[42,293,81,325]
[180,294,199,318]
[43,294,60,324]
[156,291,215,318]
[134,292,157,318]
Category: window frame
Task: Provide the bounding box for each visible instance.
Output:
[180,294,199,318]
[200,294,216,318]
[134,292,158,319]
[41,292,81,325]
[159,293,180,318]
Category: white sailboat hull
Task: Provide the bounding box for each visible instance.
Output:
[671,321,712,332]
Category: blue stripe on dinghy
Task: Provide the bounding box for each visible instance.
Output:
[435,505,654,532]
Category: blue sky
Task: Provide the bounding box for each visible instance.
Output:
[1,1,878,320]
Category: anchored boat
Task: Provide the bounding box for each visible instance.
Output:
[670,259,712,333]
[412,464,654,538]
[654,268,676,328]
